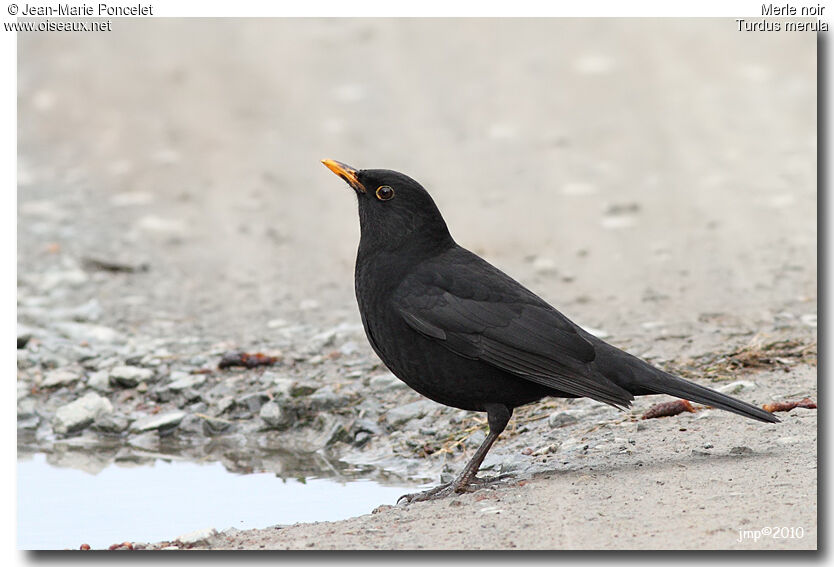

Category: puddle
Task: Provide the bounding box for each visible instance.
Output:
[17,453,417,550]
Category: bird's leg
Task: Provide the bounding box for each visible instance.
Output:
[449,404,511,491]
[398,404,512,504]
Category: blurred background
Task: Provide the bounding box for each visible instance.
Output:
[18,18,816,344]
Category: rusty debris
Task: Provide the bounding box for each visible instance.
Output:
[641,399,697,420]
[108,541,134,550]
[218,351,279,370]
[762,398,817,413]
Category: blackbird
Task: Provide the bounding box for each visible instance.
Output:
[322,159,778,502]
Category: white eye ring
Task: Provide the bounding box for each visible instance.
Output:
[376,186,395,201]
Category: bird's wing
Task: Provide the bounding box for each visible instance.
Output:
[393,249,634,408]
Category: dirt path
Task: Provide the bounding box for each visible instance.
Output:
[134,364,815,550]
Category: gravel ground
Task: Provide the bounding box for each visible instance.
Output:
[17,18,816,550]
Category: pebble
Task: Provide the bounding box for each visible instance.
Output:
[110,365,155,388]
[291,384,318,397]
[86,370,111,391]
[385,400,434,427]
[53,393,113,435]
[533,443,561,456]
[548,409,583,428]
[17,399,40,430]
[351,431,371,447]
[264,374,295,398]
[716,381,756,395]
[92,413,130,434]
[163,372,207,392]
[51,299,103,323]
[128,432,161,450]
[369,372,407,392]
[215,396,235,415]
[41,369,80,388]
[53,322,123,344]
[130,411,187,433]
[239,392,270,414]
[175,527,217,546]
[17,351,35,369]
[339,341,360,356]
[201,415,234,435]
[260,400,293,430]
[17,324,39,348]
[308,385,348,410]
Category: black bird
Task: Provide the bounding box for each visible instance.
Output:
[322,159,778,502]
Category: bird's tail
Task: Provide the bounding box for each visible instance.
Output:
[641,369,779,423]
[592,341,779,423]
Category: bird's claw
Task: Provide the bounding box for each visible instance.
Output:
[397,482,456,504]
[397,475,510,504]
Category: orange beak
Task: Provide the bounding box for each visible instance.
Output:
[321,159,366,193]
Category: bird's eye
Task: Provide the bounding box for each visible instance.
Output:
[376,186,395,201]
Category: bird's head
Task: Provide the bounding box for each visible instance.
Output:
[322,159,453,254]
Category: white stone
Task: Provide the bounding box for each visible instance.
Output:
[110,365,155,387]
[175,527,217,545]
[715,381,756,395]
[385,400,433,426]
[53,393,113,434]
[164,372,207,391]
[86,370,111,391]
[370,372,407,392]
[548,409,583,428]
[42,369,80,388]
[130,411,186,432]
[260,401,292,430]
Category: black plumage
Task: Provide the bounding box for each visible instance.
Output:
[322,159,778,502]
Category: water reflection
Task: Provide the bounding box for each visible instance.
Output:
[18,452,418,550]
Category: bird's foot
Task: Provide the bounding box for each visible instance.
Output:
[397,474,512,504]
[397,482,456,504]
